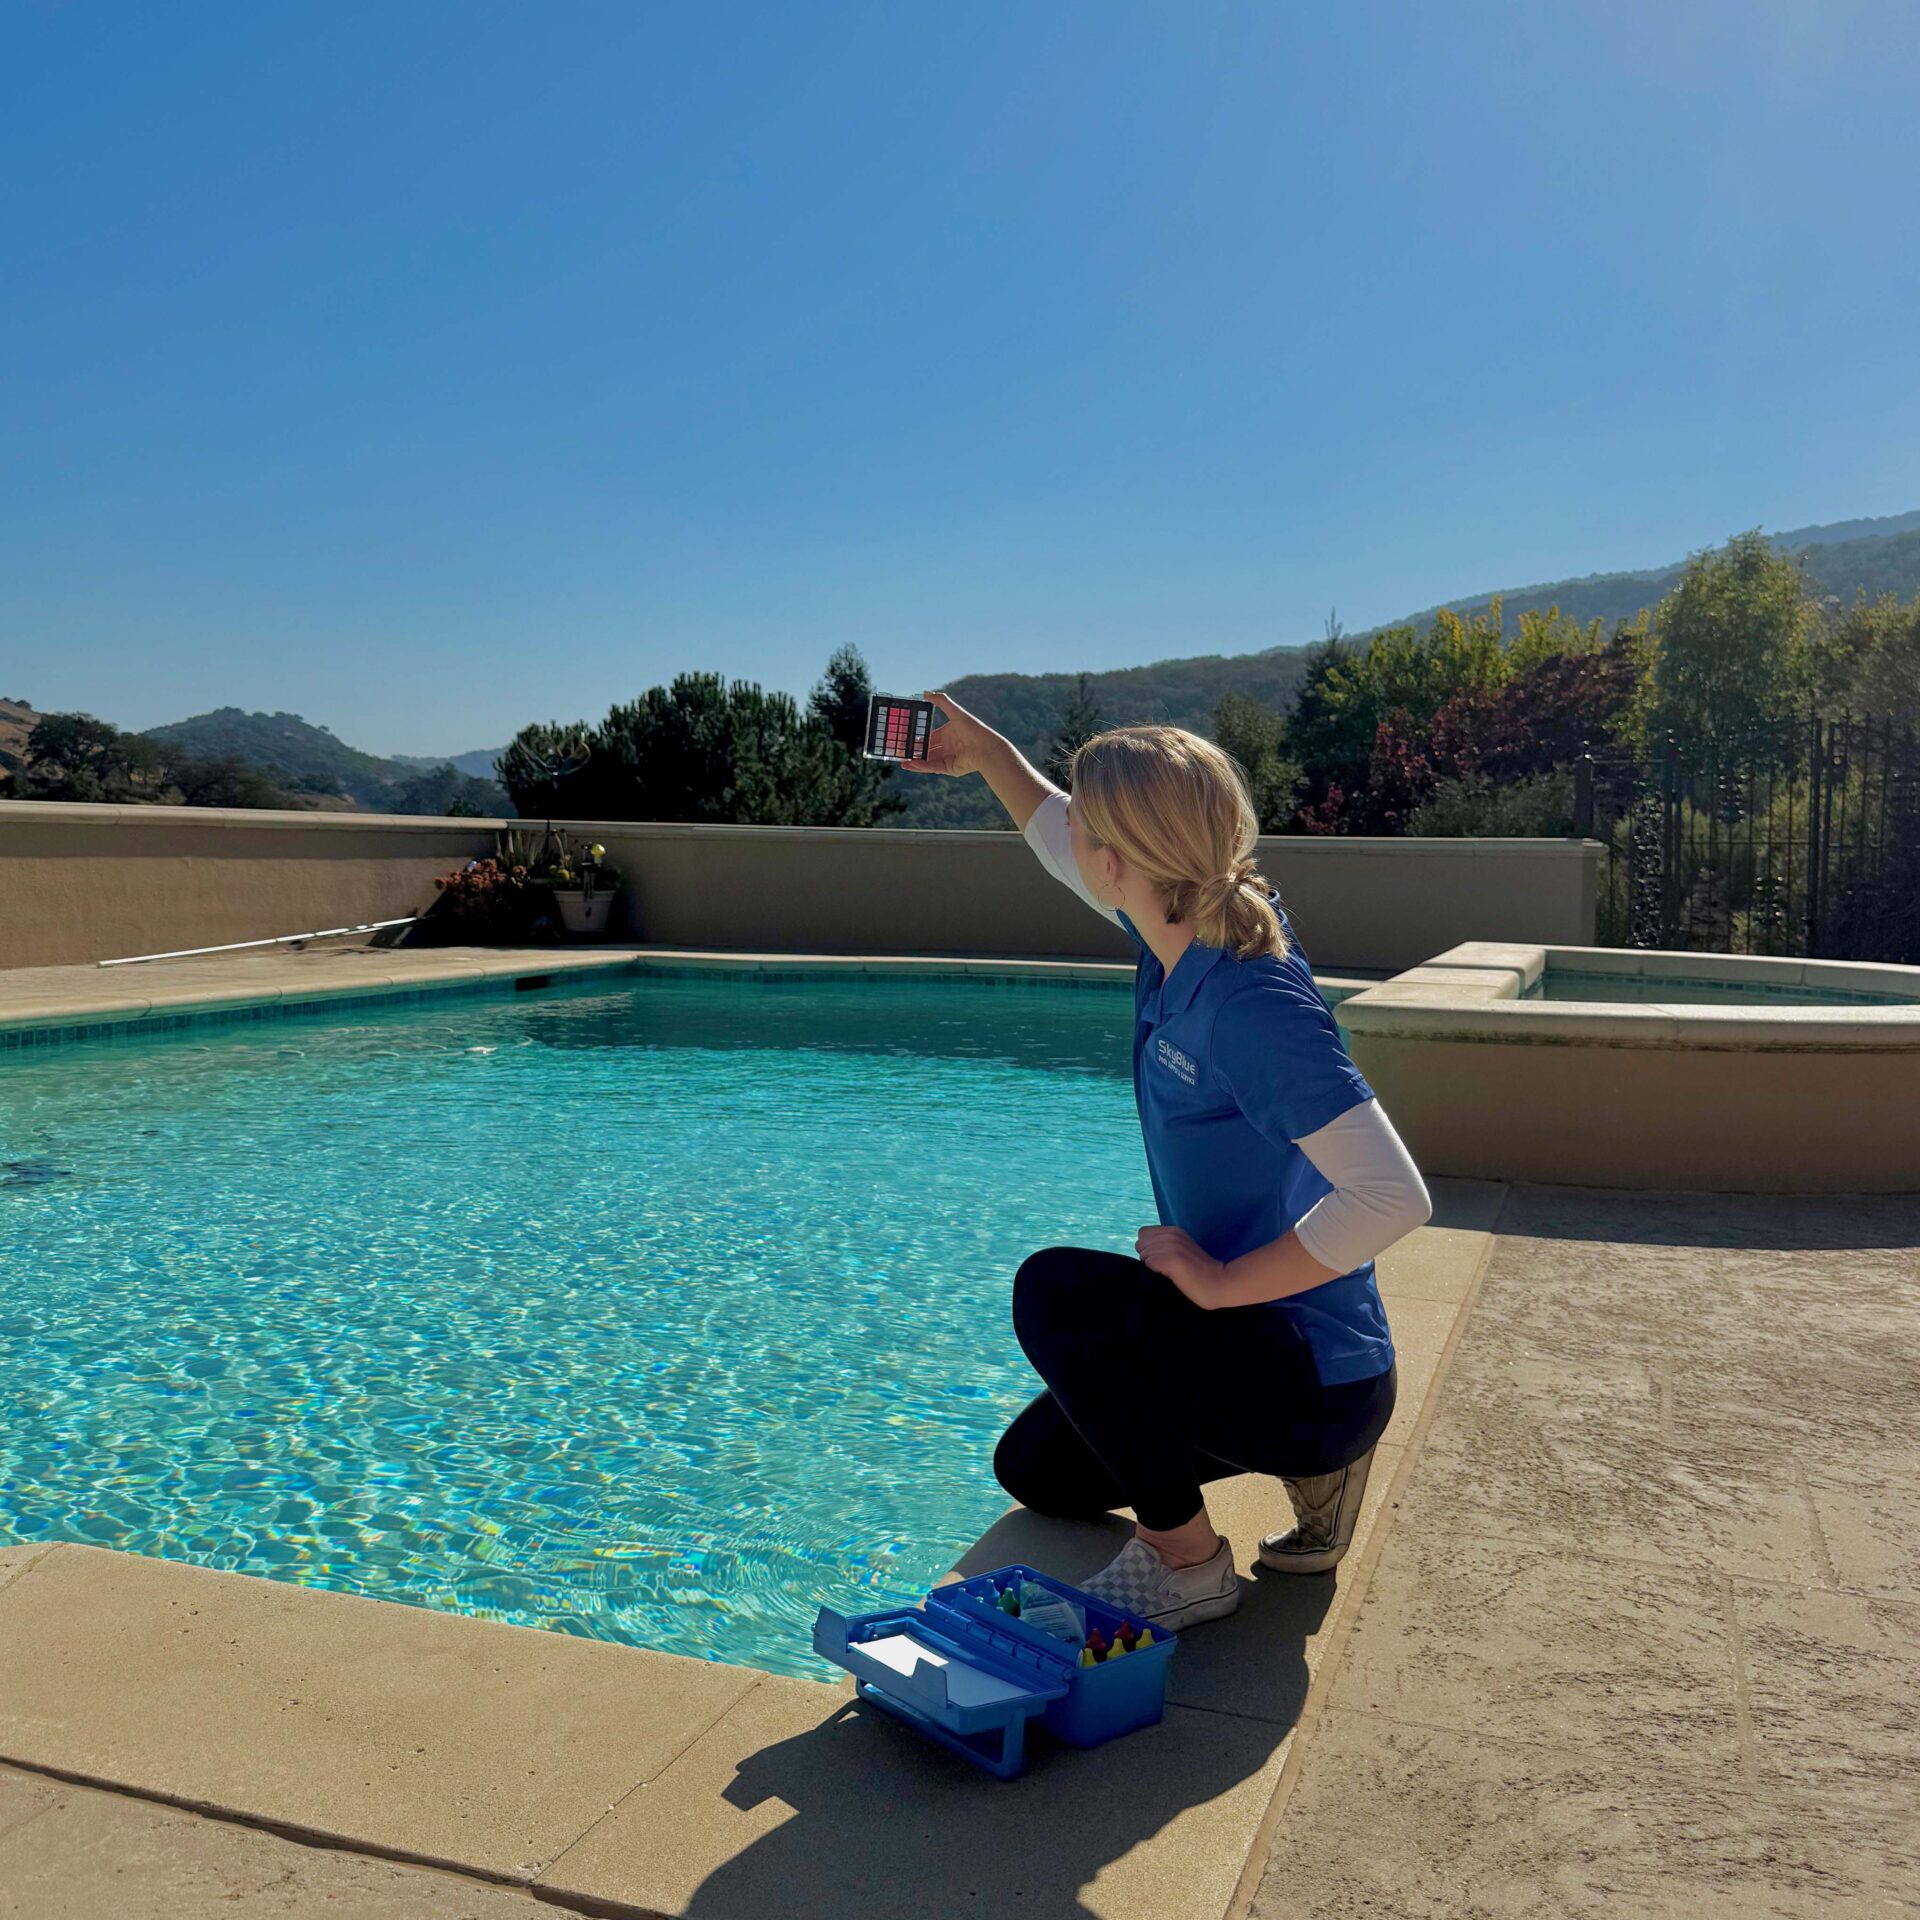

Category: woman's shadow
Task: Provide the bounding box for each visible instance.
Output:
[681,1497,1336,1920]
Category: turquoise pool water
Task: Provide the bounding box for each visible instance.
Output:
[0,973,1158,1679]
[1531,968,1916,1007]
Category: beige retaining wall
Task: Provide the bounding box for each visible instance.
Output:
[0,800,1599,973]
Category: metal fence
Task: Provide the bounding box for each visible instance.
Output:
[1573,715,1920,962]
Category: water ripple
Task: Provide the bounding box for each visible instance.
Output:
[0,974,1149,1677]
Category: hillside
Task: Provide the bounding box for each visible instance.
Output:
[389,746,507,782]
[893,508,1920,827]
[895,646,1317,827]
[0,696,37,775]
[1379,522,1920,641]
[145,709,399,807]
[147,709,508,813]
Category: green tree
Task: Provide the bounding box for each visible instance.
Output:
[1647,531,1821,749]
[806,643,905,821]
[1818,591,1920,720]
[497,722,595,820]
[390,763,507,818]
[15,713,167,802]
[1287,605,1514,821]
[1213,692,1303,831]
[7,713,293,808]
[1047,674,1107,789]
[165,754,289,809]
[499,663,904,826]
[807,644,876,751]
[15,712,135,800]
[1405,769,1577,837]
[1505,604,1607,677]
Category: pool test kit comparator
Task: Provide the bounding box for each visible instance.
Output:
[864,694,934,762]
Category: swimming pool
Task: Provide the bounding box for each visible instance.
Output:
[1530,968,1919,1006]
[0,972,1159,1680]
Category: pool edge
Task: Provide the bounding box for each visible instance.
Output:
[0,946,1161,1051]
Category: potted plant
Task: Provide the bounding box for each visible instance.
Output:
[545,837,621,937]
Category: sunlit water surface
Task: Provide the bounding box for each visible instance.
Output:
[0,973,1155,1678]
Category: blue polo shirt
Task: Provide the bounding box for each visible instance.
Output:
[1118,902,1396,1387]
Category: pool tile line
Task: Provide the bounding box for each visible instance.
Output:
[0,946,1154,1052]
[0,960,646,1051]
[0,963,1132,1054]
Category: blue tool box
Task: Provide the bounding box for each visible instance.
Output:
[813,1563,1179,1779]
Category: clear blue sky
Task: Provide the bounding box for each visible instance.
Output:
[4,2,1916,757]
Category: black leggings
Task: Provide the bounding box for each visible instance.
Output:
[994,1245,1397,1533]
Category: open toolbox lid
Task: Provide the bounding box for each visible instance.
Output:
[814,1599,1075,1777]
[815,1604,1071,1731]
[814,1566,1178,1778]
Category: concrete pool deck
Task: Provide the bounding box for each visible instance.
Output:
[2,947,1914,1915]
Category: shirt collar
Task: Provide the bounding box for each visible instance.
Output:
[1159,935,1227,1018]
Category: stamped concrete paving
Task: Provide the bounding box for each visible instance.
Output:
[1245,1187,1920,1920]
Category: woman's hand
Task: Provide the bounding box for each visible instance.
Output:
[906,688,999,779]
[1135,1225,1228,1309]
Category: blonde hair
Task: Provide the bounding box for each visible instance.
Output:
[1069,725,1289,962]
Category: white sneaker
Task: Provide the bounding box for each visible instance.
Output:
[1078,1534,1240,1632]
[1257,1447,1376,1574]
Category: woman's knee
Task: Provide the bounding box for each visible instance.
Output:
[1015,1246,1169,1359]
[991,1419,1041,1507]
[992,1406,1113,1520]
[1011,1245,1092,1349]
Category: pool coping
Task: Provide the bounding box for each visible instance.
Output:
[1340,941,1920,1049]
[0,942,1383,1050]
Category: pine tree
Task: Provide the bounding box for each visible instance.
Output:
[1048,674,1108,789]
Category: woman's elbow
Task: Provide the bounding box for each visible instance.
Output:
[1404,1170,1434,1236]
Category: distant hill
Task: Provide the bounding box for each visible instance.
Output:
[0,696,38,775]
[1382,519,1920,638]
[1773,507,1920,549]
[147,708,508,814]
[895,647,1317,827]
[147,709,396,807]
[894,508,1920,827]
[389,746,508,783]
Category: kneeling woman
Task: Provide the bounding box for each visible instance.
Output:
[908,692,1432,1633]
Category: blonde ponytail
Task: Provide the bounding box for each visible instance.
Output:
[1070,726,1289,962]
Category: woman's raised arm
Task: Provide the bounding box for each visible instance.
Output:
[903,688,1056,831]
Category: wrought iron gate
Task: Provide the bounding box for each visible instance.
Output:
[1574,715,1920,962]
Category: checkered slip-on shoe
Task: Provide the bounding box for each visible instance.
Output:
[1078,1534,1240,1632]
[1256,1447,1376,1574]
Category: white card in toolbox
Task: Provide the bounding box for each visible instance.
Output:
[857,1629,1034,1708]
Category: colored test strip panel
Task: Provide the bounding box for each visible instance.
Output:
[865,694,935,762]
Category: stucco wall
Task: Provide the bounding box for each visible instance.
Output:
[1352,1034,1920,1192]
[0,800,1600,972]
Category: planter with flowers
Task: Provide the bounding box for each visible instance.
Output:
[422,828,624,946]
[541,837,622,938]
[423,849,542,945]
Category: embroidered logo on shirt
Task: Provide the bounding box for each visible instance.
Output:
[1155,1037,1198,1085]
